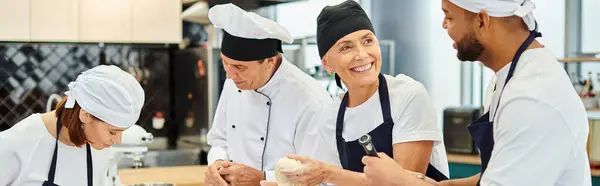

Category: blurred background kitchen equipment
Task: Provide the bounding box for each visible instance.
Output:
[580,71,599,109]
[443,106,481,154]
[46,93,62,112]
[590,120,600,169]
[169,44,210,163]
[106,124,154,186]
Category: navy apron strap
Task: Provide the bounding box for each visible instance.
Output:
[335,74,343,89]
[44,110,94,186]
[377,74,392,121]
[336,73,388,139]
[474,24,542,186]
[335,74,394,170]
[336,92,349,139]
[491,24,541,119]
[426,164,449,181]
[87,143,93,186]
[337,74,388,134]
[377,74,449,180]
[46,114,62,184]
[336,91,350,168]
[377,74,449,181]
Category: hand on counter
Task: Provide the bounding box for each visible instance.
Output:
[219,161,265,186]
[204,160,228,186]
[279,154,328,186]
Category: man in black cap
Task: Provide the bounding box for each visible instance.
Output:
[205,3,333,186]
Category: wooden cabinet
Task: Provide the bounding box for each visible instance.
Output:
[79,0,132,43]
[0,0,31,41]
[0,0,181,43]
[131,0,182,43]
[30,0,79,42]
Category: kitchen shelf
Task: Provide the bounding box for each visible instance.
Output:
[447,153,481,165]
[558,58,600,63]
[589,109,600,120]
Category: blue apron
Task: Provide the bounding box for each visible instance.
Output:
[335,73,448,181]
[467,28,541,185]
[42,112,94,186]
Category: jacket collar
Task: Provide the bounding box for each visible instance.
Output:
[254,56,293,97]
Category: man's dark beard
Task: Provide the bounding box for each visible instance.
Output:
[456,32,484,61]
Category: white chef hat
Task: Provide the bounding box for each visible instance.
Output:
[208,3,294,61]
[64,65,145,128]
[449,0,538,31]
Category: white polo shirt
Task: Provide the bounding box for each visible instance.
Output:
[481,47,592,186]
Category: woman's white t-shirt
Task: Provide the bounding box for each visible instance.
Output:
[306,74,449,177]
[0,114,110,186]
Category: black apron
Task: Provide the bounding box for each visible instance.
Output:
[467,28,541,185]
[335,73,448,181]
[42,113,94,186]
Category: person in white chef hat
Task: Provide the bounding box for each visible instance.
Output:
[361,0,593,186]
[204,3,332,186]
[0,65,145,186]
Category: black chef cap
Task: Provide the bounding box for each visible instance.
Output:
[317,0,374,59]
[316,0,374,88]
[221,31,283,61]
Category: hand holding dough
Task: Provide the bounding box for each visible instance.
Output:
[275,156,323,186]
[274,157,304,186]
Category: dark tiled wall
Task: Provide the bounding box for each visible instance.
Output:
[0,44,171,133]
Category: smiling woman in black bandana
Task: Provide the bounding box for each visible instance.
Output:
[260,1,449,186]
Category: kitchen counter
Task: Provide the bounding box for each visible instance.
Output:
[118,160,600,185]
[119,165,206,186]
[447,153,600,177]
[447,153,481,165]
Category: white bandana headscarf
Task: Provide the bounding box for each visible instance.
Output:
[64,65,145,128]
[449,0,538,31]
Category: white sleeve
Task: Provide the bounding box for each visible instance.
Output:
[0,140,20,185]
[207,81,231,164]
[392,83,443,144]
[265,170,276,181]
[295,98,329,156]
[306,112,342,168]
[480,98,577,186]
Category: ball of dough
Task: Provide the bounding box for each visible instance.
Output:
[274,157,303,186]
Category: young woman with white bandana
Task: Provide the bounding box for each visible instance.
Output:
[361,0,592,186]
[0,65,145,186]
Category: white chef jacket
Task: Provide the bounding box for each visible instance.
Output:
[307,74,450,178]
[481,47,592,186]
[207,57,333,181]
[0,114,110,186]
